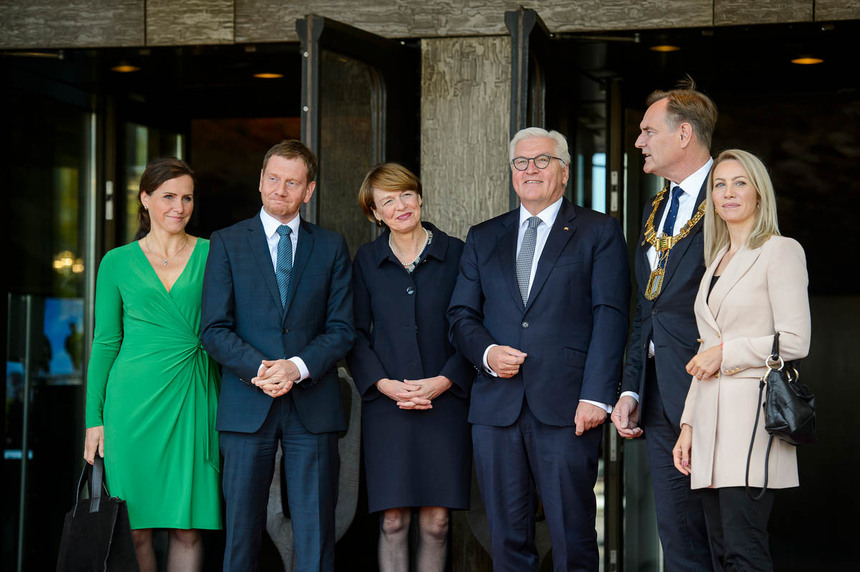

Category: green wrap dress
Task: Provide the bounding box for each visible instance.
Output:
[85,239,221,530]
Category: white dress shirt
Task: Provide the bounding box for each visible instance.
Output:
[482,198,611,413]
[259,207,309,382]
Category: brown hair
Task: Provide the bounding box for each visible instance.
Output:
[136,157,195,241]
[646,76,718,151]
[261,139,318,183]
[357,163,423,223]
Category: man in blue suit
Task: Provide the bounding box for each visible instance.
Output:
[448,127,629,571]
[201,140,354,571]
[611,81,717,570]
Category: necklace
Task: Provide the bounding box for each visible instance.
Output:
[389,228,432,273]
[144,234,189,266]
[642,186,706,300]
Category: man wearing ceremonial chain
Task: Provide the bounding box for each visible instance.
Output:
[611,79,719,571]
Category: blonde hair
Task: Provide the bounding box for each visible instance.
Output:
[704,149,780,266]
[357,163,423,223]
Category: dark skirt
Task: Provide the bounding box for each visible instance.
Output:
[361,389,471,513]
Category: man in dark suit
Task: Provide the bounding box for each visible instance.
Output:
[611,81,717,571]
[201,140,354,572]
[448,127,629,571]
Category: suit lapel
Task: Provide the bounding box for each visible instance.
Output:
[246,217,283,312]
[696,245,725,333]
[526,200,576,311]
[284,219,314,317]
[708,244,762,322]
[494,211,523,308]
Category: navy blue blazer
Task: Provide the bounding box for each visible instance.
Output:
[620,181,707,427]
[448,199,630,427]
[201,214,355,435]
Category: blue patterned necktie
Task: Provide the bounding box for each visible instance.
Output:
[662,186,684,236]
[276,225,293,308]
[516,216,541,306]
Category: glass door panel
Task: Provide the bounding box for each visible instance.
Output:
[297,14,420,257]
[5,88,95,571]
[317,49,378,256]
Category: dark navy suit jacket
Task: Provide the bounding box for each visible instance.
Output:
[620,181,707,427]
[201,214,355,435]
[448,199,630,427]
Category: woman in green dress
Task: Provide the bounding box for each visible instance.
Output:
[84,157,221,572]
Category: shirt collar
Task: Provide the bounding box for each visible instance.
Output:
[674,157,714,198]
[260,207,300,239]
[519,197,563,229]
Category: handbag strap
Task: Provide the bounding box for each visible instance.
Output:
[71,456,111,516]
[745,377,773,501]
[90,456,105,513]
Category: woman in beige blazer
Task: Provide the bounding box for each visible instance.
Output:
[673,149,811,571]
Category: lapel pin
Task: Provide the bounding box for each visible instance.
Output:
[563,226,569,232]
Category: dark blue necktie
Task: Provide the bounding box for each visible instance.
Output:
[276,225,293,308]
[661,186,684,236]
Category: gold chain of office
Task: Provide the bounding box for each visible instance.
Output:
[642,186,706,300]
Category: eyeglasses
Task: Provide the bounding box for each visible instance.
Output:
[511,154,563,171]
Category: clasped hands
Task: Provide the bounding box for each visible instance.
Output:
[377,376,452,410]
[253,359,301,398]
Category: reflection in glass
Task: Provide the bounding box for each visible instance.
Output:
[6,90,93,570]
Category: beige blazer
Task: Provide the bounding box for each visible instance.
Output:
[680,235,811,490]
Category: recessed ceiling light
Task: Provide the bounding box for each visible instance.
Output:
[791,56,823,65]
[111,63,140,73]
[650,44,680,53]
[254,72,283,79]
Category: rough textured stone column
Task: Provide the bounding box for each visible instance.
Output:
[420,36,512,241]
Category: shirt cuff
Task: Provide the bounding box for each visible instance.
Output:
[482,344,499,377]
[620,391,640,403]
[288,357,310,383]
[581,399,612,413]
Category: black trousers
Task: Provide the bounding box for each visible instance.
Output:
[642,359,713,571]
[698,487,775,572]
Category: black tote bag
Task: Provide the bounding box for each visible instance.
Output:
[56,456,140,572]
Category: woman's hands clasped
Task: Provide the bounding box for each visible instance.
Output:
[685,344,722,381]
[84,425,105,465]
[376,376,453,410]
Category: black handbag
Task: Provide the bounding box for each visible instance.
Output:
[56,456,140,572]
[745,333,815,500]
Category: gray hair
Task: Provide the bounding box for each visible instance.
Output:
[509,127,571,165]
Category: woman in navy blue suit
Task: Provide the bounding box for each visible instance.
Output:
[347,163,473,571]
